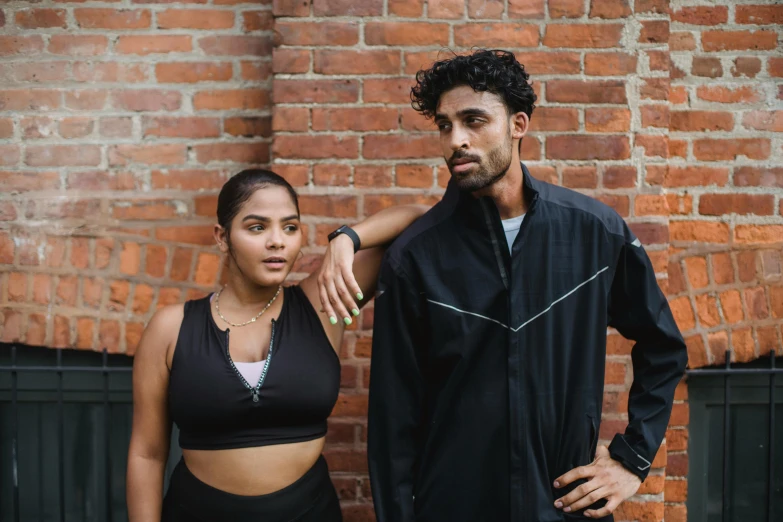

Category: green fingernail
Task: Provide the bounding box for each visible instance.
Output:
[344,317,352,326]
[329,316,337,325]
[357,292,364,301]
[352,308,360,316]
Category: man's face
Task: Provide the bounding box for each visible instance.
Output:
[434,86,515,192]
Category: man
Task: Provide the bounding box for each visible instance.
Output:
[367,50,687,522]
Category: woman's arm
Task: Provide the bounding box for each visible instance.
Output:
[300,204,430,328]
[126,306,181,522]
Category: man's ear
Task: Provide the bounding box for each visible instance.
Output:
[511,111,529,140]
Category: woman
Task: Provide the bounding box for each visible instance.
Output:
[126,169,428,522]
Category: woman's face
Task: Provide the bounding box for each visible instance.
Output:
[218,186,302,288]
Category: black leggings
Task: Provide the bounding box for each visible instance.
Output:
[161,455,343,522]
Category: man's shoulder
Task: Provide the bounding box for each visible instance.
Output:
[532,177,627,238]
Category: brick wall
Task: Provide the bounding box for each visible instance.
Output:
[1,0,781,520]
[0,0,273,352]
[663,2,782,520]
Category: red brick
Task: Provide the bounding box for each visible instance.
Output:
[0,145,19,166]
[670,32,696,51]
[428,0,464,18]
[731,328,756,363]
[272,49,310,74]
[225,116,271,137]
[273,0,310,16]
[366,22,449,46]
[668,139,687,158]
[158,9,234,29]
[314,50,400,75]
[8,273,28,302]
[691,57,722,78]
[629,223,669,245]
[770,58,783,78]
[670,111,734,132]
[313,0,382,16]
[156,226,215,246]
[697,85,762,104]
[355,166,392,188]
[313,164,351,187]
[243,10,272,31]
[390,0,423,16]
[454,24,539,47]
[709,253,734,286]
[603,166,636,189]
[597,195,630,217]
[65,89,109,110]
[193,90,268,110]
[640,104,669,128]
[693,139,770,161]
[274,22,359,46]
[647,50,669,72]
[299,196,357,218]
[546,80,626,104]
[74,8,150,29]
[111,90,181,112]
[11,62,69,83]
[145,245,167,278]
[672,6,728,25]
[73,62,147,83]
[16,8,67,28]
[735,226,783,245]
[585,108,631,132]
[745,286,770,320]
[639,20,669,43]
[0,90,61,111]
[0,202,17,221]
[151,169,228,191]
[364,194,441,216]
[198,36,271,57]
[0,36,45,57]
[699,194,774,216]
[731,57,762,78]
[736,5,783,25]
[272,108,308,133]
[195,143,269,164]
[271,165,309,187]
[670,222,730,243]
[563,167,597,188]
[584,52,637,76]
[546,135,630,160]
[312,108,397,132]
[636,135,668,159]
[529,108,579,132]
[738,251,759,283]
[589,0,630,19]
[543,24,623,48]
[513,52,582,75]
[169,248,193,281]
[396,165,433,189]
[640,78,669,100]
[112,200,180,221]
[508,0,544,18]
[58,117,93,139]
[468,0,504,18]
[240,60,272,81]
[155,62,232,83]
[549,0,584,18]
[735,167,783,188]
[274,135,358,159]
[721,289,747,322]
[363,135,439,159]
[669,296,695,332]
[116,35,191,55]
[742,111,783,132]
[684,257,708,289]
[702,31,777,51]
[25,146,100,167]
[757,326,780,356]
[274,80,358,104]
[143,116,220,138]
[770,287,783,319]
[0,119,12,139]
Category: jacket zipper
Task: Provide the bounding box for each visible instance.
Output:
[225,319,276,403]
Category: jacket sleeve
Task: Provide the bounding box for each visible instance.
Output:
[606,225,688,481]
[368,259,427,522]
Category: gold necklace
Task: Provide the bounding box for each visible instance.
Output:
[214,286,281,328]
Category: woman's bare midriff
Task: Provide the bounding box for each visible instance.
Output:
[182,437,326,496]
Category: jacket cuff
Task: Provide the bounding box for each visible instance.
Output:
[608,434,652,481]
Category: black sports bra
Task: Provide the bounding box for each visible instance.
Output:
[168,285,341,450]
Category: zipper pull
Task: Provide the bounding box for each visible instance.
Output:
[251,390,259,403]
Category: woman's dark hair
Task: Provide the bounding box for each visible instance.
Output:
[411,49,537,120]
[217,169,300,240]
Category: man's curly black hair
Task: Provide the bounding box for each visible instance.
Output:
[411,49,537,120]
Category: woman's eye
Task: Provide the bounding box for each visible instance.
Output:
[284,225,298,232]
[249,225,264,232]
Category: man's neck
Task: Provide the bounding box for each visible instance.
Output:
[473,160,527,220]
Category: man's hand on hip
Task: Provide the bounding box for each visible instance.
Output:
[553,445,642,518]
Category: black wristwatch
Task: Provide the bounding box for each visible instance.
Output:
[328,225,361,253]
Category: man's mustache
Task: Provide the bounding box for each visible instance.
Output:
[448,152,481,166]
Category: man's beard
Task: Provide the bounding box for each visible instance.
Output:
[448,133,514,193]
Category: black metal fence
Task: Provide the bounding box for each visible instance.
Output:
[686,350,782,522]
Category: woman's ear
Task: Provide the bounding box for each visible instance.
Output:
[511,111,529,141]
[214,224,229,253]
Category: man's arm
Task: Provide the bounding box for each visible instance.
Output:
[606,224,688,480]
[554,224,688,518]
[368,259,426,522]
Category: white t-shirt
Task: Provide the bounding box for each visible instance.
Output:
[501,214,525,254]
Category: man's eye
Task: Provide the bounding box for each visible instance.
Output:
[467,118,483,125]
[437,123,451,131]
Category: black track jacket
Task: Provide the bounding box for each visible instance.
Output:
[368,166,687,522]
